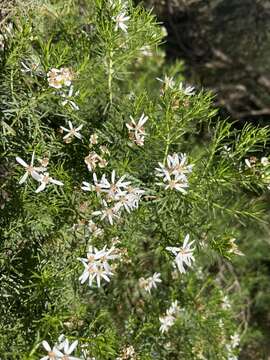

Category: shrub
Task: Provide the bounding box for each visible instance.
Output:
[0,0,269,359]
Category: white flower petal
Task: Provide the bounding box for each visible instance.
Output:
[35,183,46,193]
[19,172,29,184]
[67,340,78,355]
[16,156,28,167]
[42,340,51,352]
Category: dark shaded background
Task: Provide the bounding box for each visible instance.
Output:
[141,0,270,125]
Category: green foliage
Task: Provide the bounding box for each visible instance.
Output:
[0,0,270,359]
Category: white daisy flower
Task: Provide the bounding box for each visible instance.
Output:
[80,245,117,272]
[58,338,81,360]
[40,337,81,360]
[60,121,83,141]
[114,185,144,213]
[126,113,148,146]
[16,152,46,184]
[156,153,193,193]
[33,172,64,193]
[156,153,193,180]
[79,262,112,288]
[139,272,162,293]
[179,82,195,96]
[99,170,130,200]
[221,295,231,310]
[156,75,175,90]
[81,173,104,195]
[59,68,74,87]
[21,57,42,76]
[159,300,182,334]
[79,245,117,287]
[159,314,175,334]
[92,199,119,225]
[168,153,193,176]
[47,68,63,89]
[167,300,181,316]
[230,333,240,349]
[228,238,244,256]
[114,192,137,213]
[163,173,189,193]
[114,12,130,33]
[40,340,64,360]
[126,113,148,135]
[166,234,195,273]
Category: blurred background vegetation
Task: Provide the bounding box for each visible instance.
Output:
[141,0,270,125]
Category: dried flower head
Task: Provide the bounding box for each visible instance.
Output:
[47,67,74,89]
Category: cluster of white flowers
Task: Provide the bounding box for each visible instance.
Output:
[16,153,63,193]
[179,81,195,96]
[228,238,244,256]
[126,113,148,146]
[159,300,181,334]
[47,66,80,110]
[84,151,108,172]
[157,75,195,96]
[139,272,162,294]
[47,67,74,89]
[111,0,129,32]
[41,334,81,360]
[110,0,130,33]
[116,345,137,360]
[225,332,241,360]
[156,153,193,193]
[244,155,270,190]
[244,155,270,169]
[84,137,110,171]
[82,170,144,225]
[78,245,118,287]
[166,234,195,274]
[157,75,175,91]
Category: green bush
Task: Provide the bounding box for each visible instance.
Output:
[0,0,270,359]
